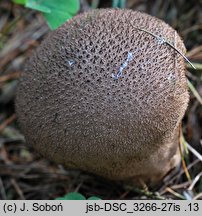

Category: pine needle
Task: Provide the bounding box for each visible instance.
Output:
[186,142,202,162]
[186,62,202,70]
[187,79,202,105]
[188,172,202,191]
[165,187,185,199]
[180,131,189,155]
[179,130,191,181]
[129,23,196,70]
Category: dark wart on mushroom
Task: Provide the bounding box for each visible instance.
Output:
[15,9,189,183]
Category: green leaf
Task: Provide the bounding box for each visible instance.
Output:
[26,0,80,29]
[199,178,202,193]
[13,0,27,5]
[55,197,66,200]
[88,196,102,200]
[26,0,51,13]
[64,192,86,200]
[55,192,86,200]
[43,11,72,30]
[112,0,126,8]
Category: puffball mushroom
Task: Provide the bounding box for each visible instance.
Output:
[15,9,189,183]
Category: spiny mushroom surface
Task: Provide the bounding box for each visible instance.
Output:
[15,9,189,183]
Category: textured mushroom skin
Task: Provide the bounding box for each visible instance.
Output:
[15,9,189,182]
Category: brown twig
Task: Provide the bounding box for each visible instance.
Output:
[0,114,16,133]
[165,187,185,199]
[11,178,25,200]
[0,177,7,200]
[186,45,202,58]
[179,130,191,181]
[0,72,21,82]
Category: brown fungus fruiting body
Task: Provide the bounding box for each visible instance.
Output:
[15,9,189,183]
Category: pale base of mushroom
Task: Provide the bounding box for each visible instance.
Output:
[126,144,181,185]
[32,126,181,185]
